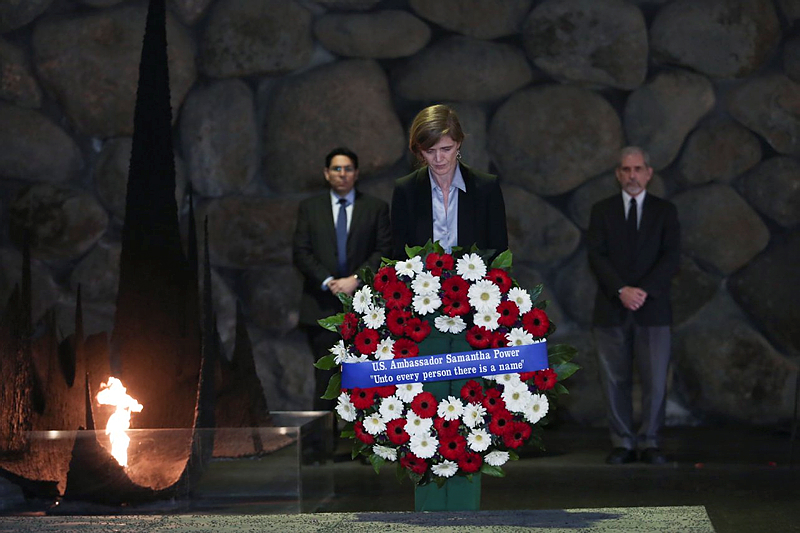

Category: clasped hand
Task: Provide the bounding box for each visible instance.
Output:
[619,286,647,311]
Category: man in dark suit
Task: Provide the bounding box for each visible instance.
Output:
[293,147,392,410]
[587,146,680,465]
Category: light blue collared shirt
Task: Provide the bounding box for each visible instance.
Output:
[429,165,466,253]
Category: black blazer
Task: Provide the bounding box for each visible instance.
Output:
[587,192,680,327]
[390,162,508,259]
[293,190,391,326]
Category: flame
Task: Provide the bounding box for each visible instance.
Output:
[96,377,143,467]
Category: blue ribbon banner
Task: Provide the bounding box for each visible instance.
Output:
[341,342,548,389]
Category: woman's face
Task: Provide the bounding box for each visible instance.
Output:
[419,134,461,183]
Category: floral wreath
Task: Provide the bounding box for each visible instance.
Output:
[315,241,578,486]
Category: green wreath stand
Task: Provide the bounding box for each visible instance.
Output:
[414,325,481,512]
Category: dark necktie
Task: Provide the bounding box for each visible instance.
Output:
[627,197,638,246]
[336,198,348,277]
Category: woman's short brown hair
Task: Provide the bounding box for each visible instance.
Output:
[408,104,465,158]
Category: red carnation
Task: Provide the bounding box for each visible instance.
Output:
[489,331,509,348]
[350,387,376,410]
[393,338,419,358]
[425,252,454,276]
[386,309,411,337]
[433,416,461,437]
[466,325,491,349]
[518,372,536,382]
[354,328,379,355]
[354,421,374,444]
[460,379,484,404]
[486,268,513,293]
[442,275,469,298]
[458,451,483,474]
[502,421,532,449]
[405,317,432,343]
[534,368,558,391]
[386,418,410,445]
[482,388,506,413]
[373,384,397,398]
[340,312,358,340]
[401,452,428,475]
[410,391,437,418]
[439,434,468,461]
[382,281,413,310]
[488,408,513,436]
[443,293,471,317]
[496,300,520,327]
[374,266,398,292]
[522,308,550,338]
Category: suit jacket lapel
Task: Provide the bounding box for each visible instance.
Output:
[415,169,434,244]
[457,163,476,248]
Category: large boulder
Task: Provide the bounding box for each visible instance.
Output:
[522,0,647,89]
[623,70,715,170]
[670,255,720,327]
[737,157,800,228]
[650,0,781,79]
[552,248,597,328]
[490,85,622,196]
[31,4,196,137]
[409,0,533,40]
[0,38,42,108]
[168,0,214,26]
[785,35,800,83]
[677,120,762,186]
[68,238,120,303]
[0,0,53,32]
[314,10,430,58]
[262,59,404,193]
[179,79,257,197]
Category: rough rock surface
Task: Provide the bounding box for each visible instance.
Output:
[409,0,533,40]
[670,255,720,327]
[0,38,42,107]
[242,266,302,335]
[68,238,120,303]
[677,120,762,186]
[738,157,800,228]
[314,10,430,59]
[0,0,53,32]
[552,249,597,328]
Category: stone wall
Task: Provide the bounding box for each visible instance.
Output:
[1,0,798,425]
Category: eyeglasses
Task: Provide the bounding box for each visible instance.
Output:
[329,165,355,173]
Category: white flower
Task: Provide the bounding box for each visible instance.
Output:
[379,395,404,421]
[506,327,534,346]
[363,413,386,435]
[409,432,439,459]
[343,352,368,364]
[352,286,373,314]
[431,460,458,478]
[405,411,433,435]
[507,287,532,314]
[503,386,533,413]
[495,372,523,389]
[524,393,549,424]
[411,271,440,296]
[395,256,424,278]
[473,310,500,331]
[335,392,356,422]
[329,340,349,365]
[396,382,423,402]
[373,445,397,461]
[375,337,395,360]
[484,450,510,467]
[437,396,464,420]
[456,253,487,281]
[362,305,385,329]
[462,403,487,428]
[434,315,467,334]
[468,279,502,314]
[467,428,491,452]
[412,292,441,315]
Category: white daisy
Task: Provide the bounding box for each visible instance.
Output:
[431,460,458,478]
[484,450,510,466]
[411,271,440,296]
[524,393,549,424]
[473,310,500,331]
[363,413,386,435]
[396,383,423,402]
[462,402,487,428]
[434,315,467,334]
[335,392,356,422]
[379,395,404,421]
[352,286,373,314]
[409,432,439,459]
[329,340,349,365]
[506,327,534,346]
[468,279,502,314]
[467,428,491,452]
[507,287,532,314]
[495,372,523,389]
[375,337,395,360]
[412,292,441,315]
[456,253,487,281]
[405,411,433,435]
[362,305,385,329]
[437,396,464,420]
[503,386,533,414]
[395,256,423,278]
[373,445,397,461]
[343,352,368,364]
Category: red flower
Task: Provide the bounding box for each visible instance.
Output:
[425,253,454,276]
[534,368,558,391]
[433,416,461,437]
[458,451,483,473]
[482,388,506,413]
[340,312,358,340]
[374,266,398,292]
[486,268,513,293]
[488,408,513,436]
[354,421,374,444]
[382,281,413,310]
[372,384,397,398]
[350,387,376,410]
[401,452,428,475]
[442,275,469,298]
[439,434,467,461]
[522,308,550,338]
[496,300,519,327]
[443,293,471,317]
[502,421,532,449]
[518,372,536,382]
[489,331,508,348]
[354,328,379,355]
[386,309,411,337]
[386,418,410,445]
[466,325,491,349]
[392,338,419,358]
[405,317,431,343]
[460,379,484,404]
[410,391,437,418]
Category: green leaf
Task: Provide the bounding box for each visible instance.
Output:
[534,299,549,310]
[432,241,445,255]
[314,354,336,370]
[340,428,355,438]
[380,257,398,267]
[433,476,447,488]
[396,463,408,484]
[337,292,353,312]
[351,442,368,460]
[358,266,375,287]
[317,313,345,332]
[547,343,577,365]
[552,361,580,382]
[489,249,513,270]
[528,283,544,302]
[480,464,506,478]
[405,244,424,258]
[509,450,519,461]
[369,453,385,474]
[552,382,569,395]
[321,372,341,400]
